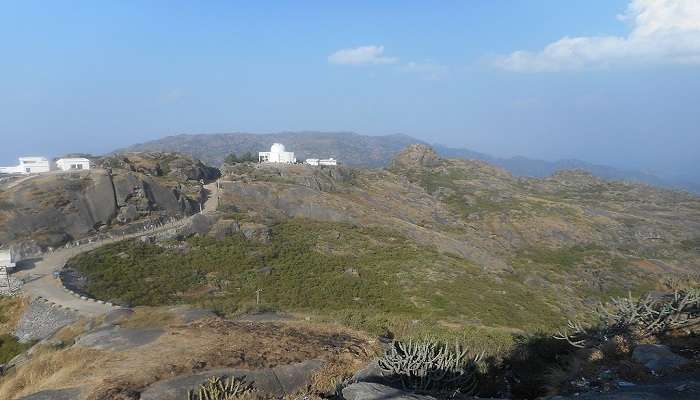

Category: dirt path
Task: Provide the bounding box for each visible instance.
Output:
[203,180,220,214]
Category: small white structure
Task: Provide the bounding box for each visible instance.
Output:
[56,157,91,171]
[0,249,15,289]
[0,249,15,271]
[0,157,51,175]
[305,158,338,166]
[259,143,296,164]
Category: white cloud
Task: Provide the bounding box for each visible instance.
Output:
[496,0,700,72]
[403,61,449,80]
[328,45,399,65]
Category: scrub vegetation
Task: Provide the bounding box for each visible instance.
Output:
[69,219,653,353]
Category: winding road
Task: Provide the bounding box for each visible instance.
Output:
[13,181,221,317]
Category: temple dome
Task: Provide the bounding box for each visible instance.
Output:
[270,143,286,153]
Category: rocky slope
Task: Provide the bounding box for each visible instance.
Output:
[118,131,697,192]
[218,145,700,271]
[0,152,218,251]
[208,146,700,320]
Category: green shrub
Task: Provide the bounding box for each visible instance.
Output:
[0,334,32,364]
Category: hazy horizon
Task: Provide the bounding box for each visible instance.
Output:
[1,0,699,182]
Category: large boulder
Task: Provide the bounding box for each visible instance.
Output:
[140,360,323,400]
[342,382,437,400]
[632,344,690,372]
[18,388,81,400]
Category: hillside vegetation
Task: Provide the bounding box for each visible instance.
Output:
[67,145,700,349]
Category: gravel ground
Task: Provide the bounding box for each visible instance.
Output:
[14,298,79,343]
[0,276,23,296]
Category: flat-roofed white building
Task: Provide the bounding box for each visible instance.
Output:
[0,249,15,270]
[258,143,296,164]
[305,158,337,166]
[0,157,51,175]
[0,249,15,290]
[56,157,91,171]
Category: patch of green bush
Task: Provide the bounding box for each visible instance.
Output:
[0,334,31,364]
[680,237,700,252]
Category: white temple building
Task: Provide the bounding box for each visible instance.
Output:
[305,158,337,166]
[0,157,51,175]
[259,143,296,164]
[56,157,91,171]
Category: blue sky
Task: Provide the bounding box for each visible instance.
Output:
[1,0,698,180]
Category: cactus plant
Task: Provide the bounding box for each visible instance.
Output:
[186,376,255,400]
[555,288,700,348]
[377,339,481,394]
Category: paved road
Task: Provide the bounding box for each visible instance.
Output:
[15,242,119,316]
[14,218,193,317]
[12,179,220,317]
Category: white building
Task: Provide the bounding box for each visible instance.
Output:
[56,157,91,171]
[305,158,338,166]
[0,157,51,175]
[0,249,15,290]
[0,249,15,270]
[259,143,296,164]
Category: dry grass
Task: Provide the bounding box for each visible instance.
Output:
[118,307,179,328]
[310,354,364,395]
[0,296,27,335]
[0,310,377,399]
[51,319,90,344]
[0,346,107,399]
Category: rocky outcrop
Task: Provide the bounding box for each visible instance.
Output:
[0,160,210,249]
[632,344,690,373]
[101,152,220,182]
[389,144,442,170]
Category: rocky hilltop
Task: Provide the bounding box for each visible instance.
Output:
[0,152,219,251]
[1,145,699,400]
[118,131,698,192]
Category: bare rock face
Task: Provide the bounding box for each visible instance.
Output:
[342,382,437,400]
[0,154,217,250]
[389,144,442,170]
[101,152,220,182]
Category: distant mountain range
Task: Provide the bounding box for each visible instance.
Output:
[118,132,699,193]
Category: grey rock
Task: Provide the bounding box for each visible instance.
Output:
[272,359,323,394]
[18,388,81,400]
[632,344,690,372]
[102,308,135,325]
[169,306,217,323]
[75,326,163,351]
[344,267,360,278]
[351,361,385,384]
[117,204,140,223]
[240,223,271,243]
[187,213,212,236]
[257,266,273,276]
[208,218,241,240]
[14,299,79,343]
[140,360,322,400]
[342,382,436,400]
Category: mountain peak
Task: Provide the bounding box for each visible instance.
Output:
[390,144,442,170]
